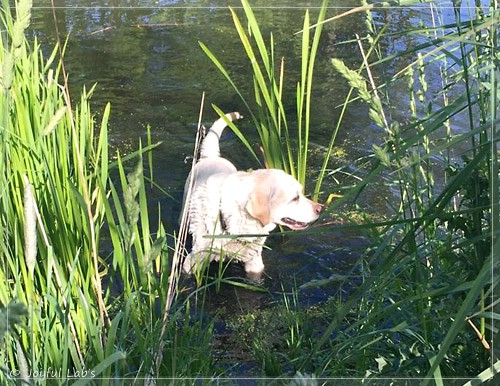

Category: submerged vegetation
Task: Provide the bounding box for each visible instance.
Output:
[1,0,498,384]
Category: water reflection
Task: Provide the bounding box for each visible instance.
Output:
[26,0,482,300]
[31,0,364,129]
[30,0,368,203]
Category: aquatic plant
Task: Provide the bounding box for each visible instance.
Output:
[1,0,498,383]
[0,0,217,382]
[298,0,498,382]
[201,0,331,199]
[203,0,498,383]
[1,0,117,378]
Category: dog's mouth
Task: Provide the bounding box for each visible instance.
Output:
[280,217,310,230]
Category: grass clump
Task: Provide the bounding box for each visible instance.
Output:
[295,0,498,382]
[0,0,218,383]
[1,0,117,379]
[201,0,333,199]
[201,0,499,383]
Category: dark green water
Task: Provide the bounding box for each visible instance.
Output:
[27,0,478,303]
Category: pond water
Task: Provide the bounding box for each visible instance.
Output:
[28,1,481,306]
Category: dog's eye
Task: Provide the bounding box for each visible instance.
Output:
[291,194,300,203]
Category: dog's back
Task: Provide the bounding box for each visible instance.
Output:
[180,112,242,226]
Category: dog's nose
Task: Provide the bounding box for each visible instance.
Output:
[314,202,323,214]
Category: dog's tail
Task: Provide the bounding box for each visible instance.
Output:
[199,112,242,159]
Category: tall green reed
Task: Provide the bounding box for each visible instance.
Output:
[298,0,499,382]
[201,0,330,199]
[0,0,124,379]
[0,0,219,382]
[2,0,497,382]
[196,0,498,380]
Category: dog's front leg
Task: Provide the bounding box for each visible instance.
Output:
[182,252,196,274]
[244,255,264,275]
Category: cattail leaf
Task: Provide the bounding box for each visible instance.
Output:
[23,175,37,277]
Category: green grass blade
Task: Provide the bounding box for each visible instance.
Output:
[422,252,495,384]
[72,351,126,386]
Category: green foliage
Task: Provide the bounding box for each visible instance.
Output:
[1,0,498,384]
[208,0,499,383]
[1,0,124,379]
[300,0,498,383]
[0,0,216,383]
[201,0,331,198]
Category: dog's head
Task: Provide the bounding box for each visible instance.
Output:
[245,169,323,231]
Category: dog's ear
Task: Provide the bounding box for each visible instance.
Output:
[245,177,274,226]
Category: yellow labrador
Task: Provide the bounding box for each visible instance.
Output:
[182,112,322,276]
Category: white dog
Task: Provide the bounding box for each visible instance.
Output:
[181,112,322,276]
